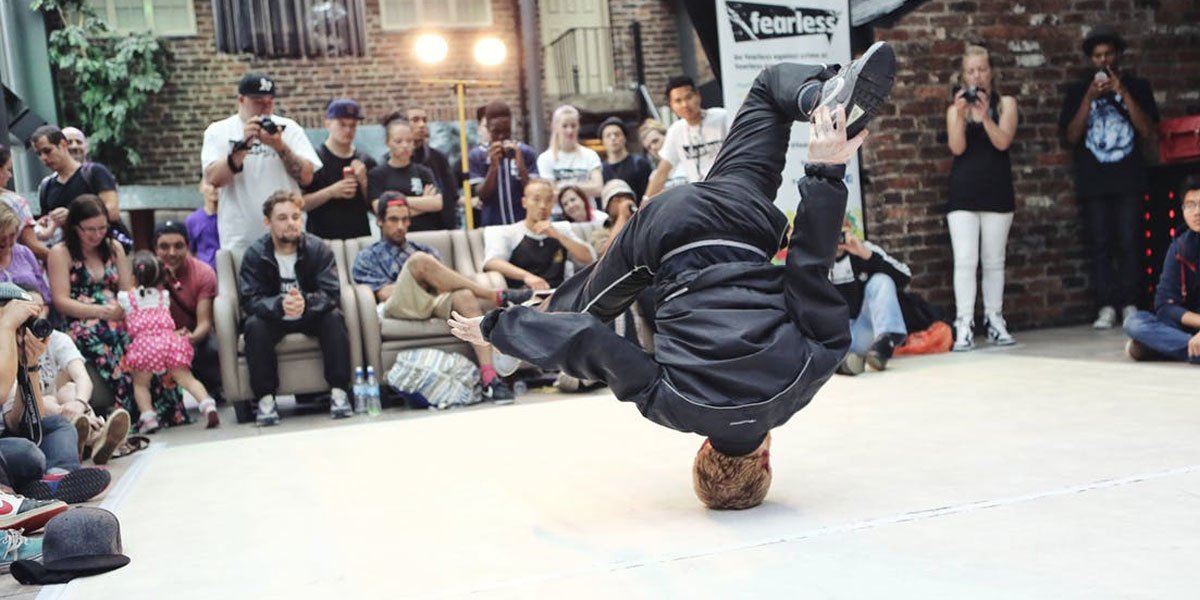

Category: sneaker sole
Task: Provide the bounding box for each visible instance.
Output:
[21,470,112,504]
[205,408,221,428]
[0,501,68,533]
[824,41,897,139]
[72,414,90,460]
[91,409,131,466]
[330,407,352,419]
[256,416,281,427]
[865,352,888,371]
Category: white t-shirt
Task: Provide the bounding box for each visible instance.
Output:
[660,108,730,183]
[275,252,300,320]
[483,221,592,279]
[200,114,322,253]
[3,330,84,413]
[536,147,603,188]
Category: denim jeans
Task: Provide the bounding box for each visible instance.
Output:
[849,273,908,355]
[1124,311,1200,364]
[0,415,81,488]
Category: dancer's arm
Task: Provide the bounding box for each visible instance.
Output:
[452,307,661,400]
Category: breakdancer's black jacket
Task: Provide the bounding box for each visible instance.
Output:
[481,63,851,453]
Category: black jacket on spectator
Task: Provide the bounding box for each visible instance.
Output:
[238,233,341,323]
[831,243,912,319]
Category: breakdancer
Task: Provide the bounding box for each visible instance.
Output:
[449,43,897,509]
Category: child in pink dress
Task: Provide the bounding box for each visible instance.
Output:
[119,251,219,432]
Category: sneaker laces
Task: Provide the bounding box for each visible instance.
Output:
[2,529,27,559]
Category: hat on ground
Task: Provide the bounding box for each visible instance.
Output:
[238,72,277,97]
[601,178,637,209]
[326,99,365,120]
[598,116,626,137]
[11,507,131,585]
[692,433,772,510]
[1082,25,1126,55]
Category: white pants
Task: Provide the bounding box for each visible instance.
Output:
[947,210,1013,320]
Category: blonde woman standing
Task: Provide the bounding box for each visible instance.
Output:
[536,105,604,212]
[945,45,1019,351]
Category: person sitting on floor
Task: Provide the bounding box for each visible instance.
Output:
[482,179,595,291]
[831,223,911,374]
[351,192,529,404]
[1123,175,1200,364]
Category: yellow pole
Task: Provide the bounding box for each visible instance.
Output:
[455,82,475,231]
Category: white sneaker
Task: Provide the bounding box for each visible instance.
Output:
[329,388,352,419]
[952,317,974,352]
[985,313,1015,346]
[1121,304,1138,324]
[491,350,522,377]
[256,395,281,427]
[1092,306,1117,329]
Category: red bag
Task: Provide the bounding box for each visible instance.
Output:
[1159,116,1200,165]
[894,321,953,356]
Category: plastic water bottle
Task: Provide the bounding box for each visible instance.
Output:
[366,366,381,417]
[352,367,366,414]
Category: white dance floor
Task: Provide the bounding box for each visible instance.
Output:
[41,349,1200,600]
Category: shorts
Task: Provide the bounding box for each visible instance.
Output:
[380,259,453,320]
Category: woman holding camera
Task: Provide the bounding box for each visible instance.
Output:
[945,45,1019,351]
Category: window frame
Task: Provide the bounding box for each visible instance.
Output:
[93,0,198,38]
[379,0,494,32]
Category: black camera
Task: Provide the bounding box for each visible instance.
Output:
[501,141,516,159]
[963,85,979,104]
[259,116,284,135]
[0,297,52,340]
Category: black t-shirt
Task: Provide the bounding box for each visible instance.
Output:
[38,162,117,215]
[602,154,653,202]
[367,162,444,232]
[1058,74,1159,198]
[303,145,377,239]
[413,145,459,230]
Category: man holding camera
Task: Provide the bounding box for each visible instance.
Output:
[469,101,539,226]
[1059,26,1159,330]
[202,72,322,254]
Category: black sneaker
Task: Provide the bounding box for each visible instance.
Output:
[812,41,896,139]
[18,468,111,505]
[497,288,534,307]
[483,379,516,405]
[866,333,905,372]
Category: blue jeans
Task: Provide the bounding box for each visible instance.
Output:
[1124,311,1200,364]
[849,274,908,355]
[0,415,81,487]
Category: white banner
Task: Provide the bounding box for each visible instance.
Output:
[715,0,864,235]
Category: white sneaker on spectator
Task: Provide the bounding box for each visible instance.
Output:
[1121,304,1138,324]
[952,317,974,352]
[491,350,521,378]
[1092,306,1117,329]
[329,388,352,420]
[256,395,281,427]
[985,313,1015,346]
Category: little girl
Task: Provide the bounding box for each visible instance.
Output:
[119,251,219,432]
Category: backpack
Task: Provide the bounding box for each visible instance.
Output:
[386,348,482,410]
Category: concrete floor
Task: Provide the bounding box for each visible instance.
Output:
[7,326,1198,599]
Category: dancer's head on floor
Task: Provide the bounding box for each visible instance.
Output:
[693,434,772,510]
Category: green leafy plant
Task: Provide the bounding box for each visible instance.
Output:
[31,0,167,173]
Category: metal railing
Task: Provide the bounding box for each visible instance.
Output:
[545,22,645,100]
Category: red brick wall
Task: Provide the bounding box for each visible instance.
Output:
[864,0,1200,328]
[108,0,526,185]
[607,0,690,102]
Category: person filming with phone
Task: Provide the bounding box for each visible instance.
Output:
[1059,26,1159,331]
[301,99,376,240]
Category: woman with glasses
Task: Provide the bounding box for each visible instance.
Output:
[47,195,186,429]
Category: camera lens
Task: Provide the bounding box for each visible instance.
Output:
[24,317,53,340]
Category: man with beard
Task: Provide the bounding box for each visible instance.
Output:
[239,192,351,425]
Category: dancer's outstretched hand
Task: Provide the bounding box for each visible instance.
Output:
[807,105,868,165]
[447,311,489,347]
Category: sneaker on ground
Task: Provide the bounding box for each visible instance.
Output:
[497,288,534,307]
[256,395,281,427]
[952,317,975,352]
[71,414,89,460]
[329,389,352,420]
[19,468,111,504]
[1,529,43,573]
[199,398,221,429]
[491,350,522,378]
[985,313,1016,346]
[866,333,904,371]
[812,41,897,139]
[836,352,865,376]
[554,372,581,392]
[1125,339,1155,361]
[136,413,160,435]
[483,379,516,405]
[90,408,130,466]
[1093,306,1117,329]
[0,491,68,533]
[1121,304,1138,324]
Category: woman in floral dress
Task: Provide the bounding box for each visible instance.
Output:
[46,195,187,427]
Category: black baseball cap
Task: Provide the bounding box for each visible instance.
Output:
[326,99,364,120]
[598,116,626,137]
[238,73,277,97]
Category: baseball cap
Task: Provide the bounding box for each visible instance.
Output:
[601,178,636,208]
[598,116,626,137]
[326,99,365,120]
[238,73,277,97]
